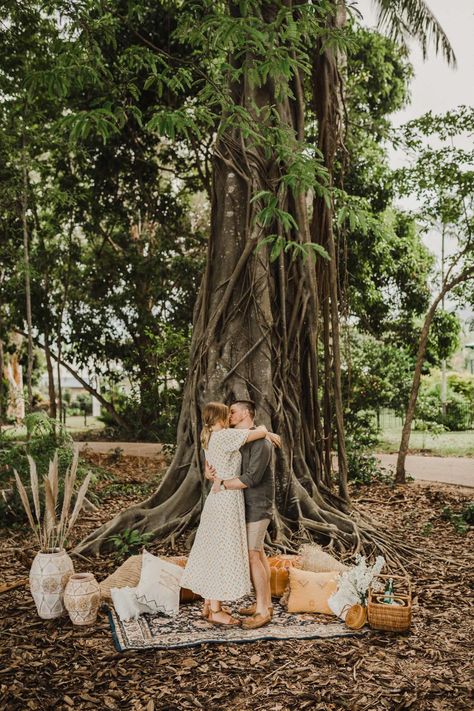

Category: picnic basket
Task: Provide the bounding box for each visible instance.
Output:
[367,574,412,632]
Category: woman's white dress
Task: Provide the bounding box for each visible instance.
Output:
[180,428,252,601]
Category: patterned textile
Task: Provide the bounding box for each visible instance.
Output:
[180,428,252,600]
[106,596,367,652]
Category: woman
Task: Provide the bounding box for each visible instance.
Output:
[180,401,278,627]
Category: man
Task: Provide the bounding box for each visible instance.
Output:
[206,400,277,629]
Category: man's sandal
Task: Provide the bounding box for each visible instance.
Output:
[207,609,241,627]
[238,603,274,618]
[241,611,272,630]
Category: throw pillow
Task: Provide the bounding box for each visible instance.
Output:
[287,567,340,614]
[298,543,348,574]
[134,549,183,616]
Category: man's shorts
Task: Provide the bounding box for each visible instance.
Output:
[246,518,270,551]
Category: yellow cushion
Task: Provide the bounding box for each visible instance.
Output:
[287,568,339,614]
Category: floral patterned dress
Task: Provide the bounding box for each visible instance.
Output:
[180,428,252,601]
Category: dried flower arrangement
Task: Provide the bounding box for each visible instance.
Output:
[328,554,385,620]
[14,450,91,552]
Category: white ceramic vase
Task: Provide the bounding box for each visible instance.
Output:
[29,548,74,619]
[64,573,101,626]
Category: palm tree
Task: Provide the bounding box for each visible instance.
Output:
[374,0,456,66]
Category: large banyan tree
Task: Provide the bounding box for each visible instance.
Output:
[76,0,453,557]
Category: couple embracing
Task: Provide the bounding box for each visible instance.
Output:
[180,400,280,629]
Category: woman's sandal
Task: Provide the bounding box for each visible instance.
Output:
[207,609,241,627]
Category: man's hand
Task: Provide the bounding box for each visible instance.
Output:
[211,477,222,493]
[205,461,217,480]
[266,432,281,449]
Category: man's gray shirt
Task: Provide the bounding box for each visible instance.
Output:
[239,435,275,523]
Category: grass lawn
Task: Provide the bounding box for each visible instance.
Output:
[379,427,474,457]
[0,416,105,441]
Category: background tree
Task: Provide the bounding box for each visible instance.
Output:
[393,106,474,482]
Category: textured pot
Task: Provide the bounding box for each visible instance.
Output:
[64,573,101,626]
[29,548,74,619]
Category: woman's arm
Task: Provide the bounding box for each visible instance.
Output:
[244,425,268,443]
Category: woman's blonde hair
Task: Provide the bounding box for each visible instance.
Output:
[201,402,229,449]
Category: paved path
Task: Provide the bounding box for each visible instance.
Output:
[376,453,473,488]
[75,441,164,458]
[76,441,473,488]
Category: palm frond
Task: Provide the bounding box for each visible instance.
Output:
[375,0,456,66]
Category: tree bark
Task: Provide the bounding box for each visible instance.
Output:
[395,266,474,483]
[311,0,350,501]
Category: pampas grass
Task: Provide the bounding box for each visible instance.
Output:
[14,450,91,552]
[299,543,349,574]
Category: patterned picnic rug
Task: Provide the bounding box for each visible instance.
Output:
[106,596,367,651]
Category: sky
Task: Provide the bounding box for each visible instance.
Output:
[355,1,474,320]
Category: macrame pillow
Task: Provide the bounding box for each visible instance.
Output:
[287,568,340,615]
[298,543,348,574]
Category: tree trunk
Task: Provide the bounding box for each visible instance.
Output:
[21,143,34,414]
[311,0,350,501]
[0,337,4,428]
[44,329,57,420]
[75,1,395,559]
[395,266,474,483]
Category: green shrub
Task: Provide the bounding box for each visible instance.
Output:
[0,412,92,526]
[108,529,154,561]
[345,409,393,485]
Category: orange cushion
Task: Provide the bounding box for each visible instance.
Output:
[268,555,301,597]
[287,568,339,614]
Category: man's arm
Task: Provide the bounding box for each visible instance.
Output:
[239,438,272,489]
[206,440,272,491]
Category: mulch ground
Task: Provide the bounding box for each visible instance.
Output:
[0,452,473,711]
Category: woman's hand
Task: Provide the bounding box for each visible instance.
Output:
[205,461,217,481]
[266,432,281,449]
[255,424,268,433]
[211,477,222,493]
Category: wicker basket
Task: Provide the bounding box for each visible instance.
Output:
[367,574,412,632]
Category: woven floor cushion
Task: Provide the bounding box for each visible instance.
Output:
[100,554,201,603]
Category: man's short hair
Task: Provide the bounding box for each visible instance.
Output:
[230,399,256,418]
